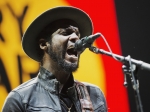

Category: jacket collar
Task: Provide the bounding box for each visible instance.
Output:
[37,66,76,95]
[38,66,55,80]
[38,66,59,94]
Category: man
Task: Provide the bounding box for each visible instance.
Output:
[2,6,107,112]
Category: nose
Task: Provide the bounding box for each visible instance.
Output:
[68,33,79,43]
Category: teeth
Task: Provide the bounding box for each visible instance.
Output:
[68,45,74,49]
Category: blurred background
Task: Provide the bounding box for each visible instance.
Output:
[1,0,150,112]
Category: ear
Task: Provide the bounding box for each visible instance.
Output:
[39,39,49,51]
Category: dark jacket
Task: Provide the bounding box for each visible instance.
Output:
[2,67,108,112]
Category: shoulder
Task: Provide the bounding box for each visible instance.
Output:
[13,77,38,92]
[78,81,108,112]
[81,82,104,97]
[2,78,38,111]
[82,82,100,89]
[9,77,38,101]
[75,81,105,100]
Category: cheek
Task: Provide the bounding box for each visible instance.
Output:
[51,36,68,54]
[52,41,67,52]
[52,35,68,45]
[50,42,65,56]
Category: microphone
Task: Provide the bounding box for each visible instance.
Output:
[74,33,101,52]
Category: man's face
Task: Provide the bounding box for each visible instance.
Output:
[47,26,81,72]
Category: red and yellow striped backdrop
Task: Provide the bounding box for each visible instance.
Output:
[0,0,130,111]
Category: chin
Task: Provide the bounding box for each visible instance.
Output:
[61,60,79,72]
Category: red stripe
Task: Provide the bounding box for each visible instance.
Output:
[65,0,130,112]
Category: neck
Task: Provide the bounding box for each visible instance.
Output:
[42,54,70,84]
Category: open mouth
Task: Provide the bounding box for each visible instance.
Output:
[67,47,77,57]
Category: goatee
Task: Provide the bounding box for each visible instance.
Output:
[48,42,79,73]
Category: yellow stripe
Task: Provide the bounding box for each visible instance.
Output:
[73,43,106,95]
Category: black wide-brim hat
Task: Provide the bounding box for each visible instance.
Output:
[22,6,93,62]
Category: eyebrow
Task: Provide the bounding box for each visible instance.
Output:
[66,25,80,35]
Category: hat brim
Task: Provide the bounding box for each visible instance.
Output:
[22,6,93,62]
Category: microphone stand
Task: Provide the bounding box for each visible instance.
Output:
[89,46,149,112]
[89,46,150,71]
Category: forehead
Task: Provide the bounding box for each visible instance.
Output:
[51,25,80,37]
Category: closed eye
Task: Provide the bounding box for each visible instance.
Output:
[58,29,72,36]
